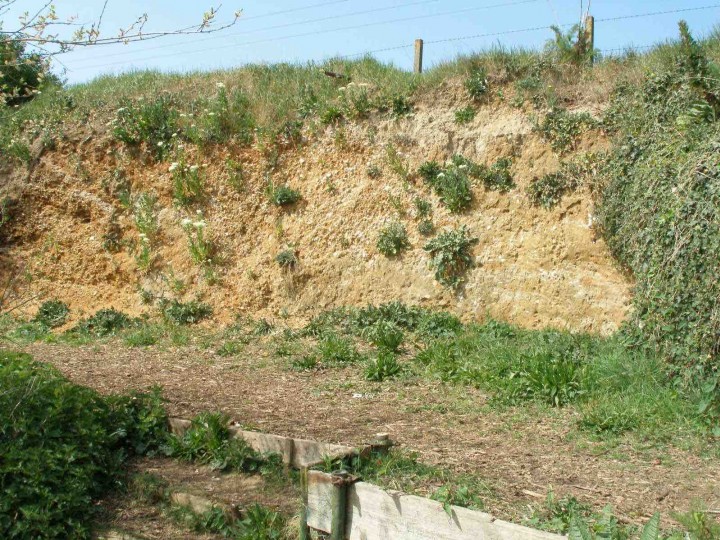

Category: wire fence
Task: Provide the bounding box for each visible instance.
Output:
[56,2,720,73]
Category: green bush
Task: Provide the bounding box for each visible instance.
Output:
[365,350,402,382]
[508,350,586,407]
[34,300,69,328]
[112,95,179,159]
[73,308,134,337]
[527,172,567,208]
[320,106,343,125]
[596,22,720,378]
[465,68,489,101]
[391,95,412,117]
[316,333,364,365]
[362,320,404,352]
[424,226,478,288]
[275,249,298,269]
[534,107,596,153]
[417,219,434,236]
[377,222,410,257]
[166,412,268,472]
[161,300,212,325]
[267,182,301,206]
[419,157,477,213]
[0,352,168,539]
[454,106,476,124]
[477,157,514,192]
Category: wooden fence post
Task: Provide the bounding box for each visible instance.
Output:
[330,470,351,540]
[584,15,595,64]
[299,468,310,540]
[414,39,424,73]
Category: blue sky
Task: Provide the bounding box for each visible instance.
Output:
[8,0,720,83]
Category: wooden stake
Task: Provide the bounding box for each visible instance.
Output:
[414,39,424,74]
[584,15,595,64]
[299,468,310,540]
[330,470,351,540]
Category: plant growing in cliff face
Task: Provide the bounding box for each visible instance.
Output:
[275,249,298,269]
[266,180,300,206]
[465,68,489,101]
[377,222,410,257]
[171,158,205,206]
[424,226,478,288]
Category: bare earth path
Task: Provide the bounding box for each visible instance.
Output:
[21,342,720,526]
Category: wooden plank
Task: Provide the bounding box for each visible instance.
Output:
[170,417,357,468]
[292,438,356,468]
[307,471,566,540]
[231,428,295,464]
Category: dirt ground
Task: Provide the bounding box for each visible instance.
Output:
[22,341,720,529]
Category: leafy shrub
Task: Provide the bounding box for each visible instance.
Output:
[391,95,412,117]
[465,68,489,101]
[275,249,298,269]
[477,157,514,192]
[377,222,410,257]
[454,106,476,124]
[578,396,641,435]
[534,107,596,153]
[316,333,364,365]
[419,157,475,213]
[363,320,404,352]
[508,351,586,407]
[417,219,434,236]
[527,172,567,208]
[171,159,204,206]
[124,325,159,347]
[414,197,432,219]
[74,308,134,337]
[161,299,212,325]
[424,226,478,288]
[34,299,69,328]
[596,23,720,377]
[366,164,382,178]
[417,311,463,339]
[166,412,266,472]
[0,352,168,539]
[320,106,343,125]
[365,350,402,381]
[266,181,301,206]
[112,95,179,159]
[418,161,442,183]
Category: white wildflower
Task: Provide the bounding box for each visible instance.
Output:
[193,220,206,229]
[216,82,225,89]
[168,162,179,172]
[181,218,193,227]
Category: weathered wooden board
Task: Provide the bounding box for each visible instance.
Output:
[230,428,295,464]
[291,437,357,468]
[169,417,358,468]
[307,471,566,540]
